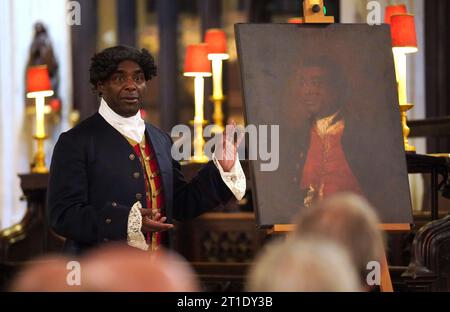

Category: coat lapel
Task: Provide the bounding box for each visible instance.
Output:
[145,124,172,216]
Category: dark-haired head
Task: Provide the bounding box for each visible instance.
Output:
[90,45,157,87]
[89,46,157,117]
[296,55,348,119]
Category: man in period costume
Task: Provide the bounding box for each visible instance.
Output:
[47,46,245,255]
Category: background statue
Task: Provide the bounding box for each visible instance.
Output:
[23,22,61,168]
[26,22,59,95]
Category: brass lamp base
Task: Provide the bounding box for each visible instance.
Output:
[189,120,209,164]
[31,135,48,173]
[399,103,416,153]
[210,96,225,134]
[210,124,224,135]
[188,120,209,127]
[190,155,210,163]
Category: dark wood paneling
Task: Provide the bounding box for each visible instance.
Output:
[409,116,450,138]
[425,0,450,152]
[117,0,137,47]
[71,0,99,121]
[157,0,179,131]
[0,173,64,264]
[403,215,450,291]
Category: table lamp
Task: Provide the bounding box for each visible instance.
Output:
[26,65,54,173]
[390,13,418,153]
[205,29,229,134]
[183,44,212,163]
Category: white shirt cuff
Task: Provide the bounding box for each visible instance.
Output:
[127,201,149,251]
[212,152,246,201]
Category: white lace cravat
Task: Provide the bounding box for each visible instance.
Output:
[98,98,145,143]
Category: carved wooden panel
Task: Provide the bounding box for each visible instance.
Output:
[174,212,267,263]
[402,215,450,291]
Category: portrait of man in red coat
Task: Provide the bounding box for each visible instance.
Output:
[296,58,363,207]
[237,24,412,225]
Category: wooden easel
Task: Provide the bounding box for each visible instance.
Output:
[268,0,411,291]
[297,0,335,24]
[268,223,411,292]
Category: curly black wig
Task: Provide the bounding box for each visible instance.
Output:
[89,45,157,88]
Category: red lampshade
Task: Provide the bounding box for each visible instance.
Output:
[183,44,212,77]
[384,4,407,24]
[26,65,52,94]
[204,29,227,54]
[390,14,417,50]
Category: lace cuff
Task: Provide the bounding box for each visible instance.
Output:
[212,152,246,200]
[127,201,149,251]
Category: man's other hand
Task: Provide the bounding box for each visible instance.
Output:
[215,120,244,172]
[139,208,174,233]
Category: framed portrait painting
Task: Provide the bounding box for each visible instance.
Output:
[235,23,413,226]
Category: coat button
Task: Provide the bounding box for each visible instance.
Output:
[129,154,136,160]
[105,218,112,224]
[133,172,140,179]
[111,202,117,207]
[136,193,142,200]
[103,238,109,242]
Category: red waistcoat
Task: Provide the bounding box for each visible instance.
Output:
[129,136,165,250]
[300,119,362,205]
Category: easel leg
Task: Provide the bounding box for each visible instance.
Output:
[380,250,393,292]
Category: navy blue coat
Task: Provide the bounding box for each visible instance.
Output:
[47,113,233,254]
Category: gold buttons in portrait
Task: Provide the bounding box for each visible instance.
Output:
[111,202,117,207]
[136,193,142,200]
[129,154,136,160]
[133,172,140,179]
[105,218,112,224]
